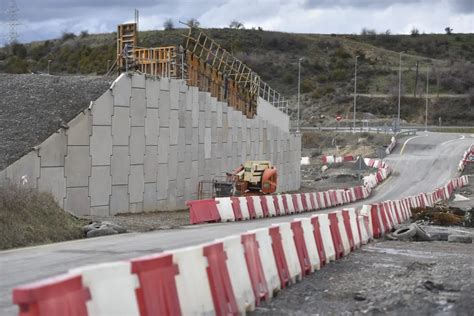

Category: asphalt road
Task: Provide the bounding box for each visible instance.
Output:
[0,132,472,314]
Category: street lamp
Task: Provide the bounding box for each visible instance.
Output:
[47,59,52,75]
[397,51,404,132]
[297,57,304,133]
[425,69,429,132]
[353,55,359,131]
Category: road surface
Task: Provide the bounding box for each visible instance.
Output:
[0,132,472,314]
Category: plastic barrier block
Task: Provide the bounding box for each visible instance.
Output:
[309,193,316,210]
[269,227,291,289]
[70,262,140,316]
[315,214,336,262]
[187,199,220,224]
[369,205,382,238]
[378,204,390,233]
[298,218,321,271]
[217,235,255,313]
[253,228,281,296]
[238,197,251,220]
[276,223,302,282]
[282,195,290,214]
[357,215,369,245]
[216,197,236,222]
[336,211,351,256]
[276,195,285,216]
[383,202,395,228]
[264,196,277,217]
[272,196,281,216]
[328,213,344,259]
[295,194,304,213]
[252,196,265,218]
[300,194,309,211]
[259,196,270,218]
[203,243,239,316]
[245,197,257,219]
[241,233,269,305]
[291,221,312,276]
[341,210,355,251]
[230,197,243,221]
[13,274,90,316]
[310,216,326,266]
[130,253,181,316]
[291,194,300,213]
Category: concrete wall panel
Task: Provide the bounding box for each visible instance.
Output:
[92,92,113,126]
[110,185,129,215]
[130,127,145,165]
[111,74,131,106]
[90,126,112,166]
[145,108,159,145]
[65,187,90,216]
[144,146,158,183]
[39,130,67,167]
[5,151,40,188]
[130,88,146,127]
[111,146,130,185]
[67,111,91,146]
[38,167,66,207]
[129,165,144,203]
[65,146,91,187]
[89,166,111,207]
[112,107,130,146]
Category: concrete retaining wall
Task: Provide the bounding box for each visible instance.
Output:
[0,73,301,216]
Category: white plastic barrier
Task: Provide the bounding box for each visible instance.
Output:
[168,245,215,315]
[357,214,369,245]
[216,197,236,222]
[217,235,255,313]
[295,194,304,213]
[238,197,250,220]
[346,208,361,248]
[335,211,351,256]
[252,196,264,218]
[296,218,321,271]
[265,196,277,217]
[276,195,285,215]
[360,205,373,239]
[317,192,326,208]
[285,194,295,214]
[313,214,336,262]
[304,193,313,211]
[252,228,281,297]
[69,262,140,316]
[275,222,302,282]
[311,193,320,209]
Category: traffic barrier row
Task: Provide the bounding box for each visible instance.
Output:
[12,175,469,316]
[458,144,473,172]
[321,155,355,165]
[385,136,397,154]
[188,160,391,224]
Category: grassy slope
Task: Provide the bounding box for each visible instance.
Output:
[1,29,473,125]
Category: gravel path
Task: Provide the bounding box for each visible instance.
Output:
[0,74,112,170]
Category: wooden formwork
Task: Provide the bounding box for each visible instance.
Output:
[117,23,137,72]
[134,46,177,77]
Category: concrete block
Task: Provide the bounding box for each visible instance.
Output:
[39,130,67,167]
[145,77,160,108]
[216,102,223,127]
[185,112,193,145]
[170,80,180,110]
[110,185,129,215]
[198,112,205,144]
[157,128,170,164]
[91,206,110,216]
[192,96,199,128]
[176,162,185,197]
[168,145,178,181]
[111,146,130,185]
[157,164,169,200]
[89,166,111,206]
[198,91,207,111]
[143,183,158,211]
[191,132,199,157]
[112,107,130,146]
[90,126,112,166]
[178,106,186,128]
[6,151,40,188]
[204,128,212,159]
[67,111,91,146]
[145,108,159,145]
[65,146,91,187]
[65,187,90,216]
[144,146,158,183]
[158,90,170,127]
[184,146,193,174]
[204,103,212,128]
[197,147,205,177]
[167,180,177,208]
[169,110,179,145]
[129,202,143,213]
[184,178,194,200]
[132,73,146,88]
[186,87,196,111]
[92,91,113,126]
[129,165,144,203]
[130,126,145,165]
[131,88,146,127]
[112,74,131,107]
[177,130,185,162]
[178,92,187,113]
[38,167,66,208]
[160,78,170,91]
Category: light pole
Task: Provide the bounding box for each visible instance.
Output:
[425,69,429,132]
[397,51,404,132]
[297,57,303,133]
[353,55,359,131]
[107,59,111,74]
[47,59,52,75]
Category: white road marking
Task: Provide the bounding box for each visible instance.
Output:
[440,135,465,146]
[400,135,424,155]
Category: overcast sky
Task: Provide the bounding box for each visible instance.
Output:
[0,0,473,44]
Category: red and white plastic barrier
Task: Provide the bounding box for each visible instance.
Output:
[385,136,397,154]
[321,155,355,164]
[458,144,473,172]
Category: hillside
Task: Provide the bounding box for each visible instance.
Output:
[1,28,473,126]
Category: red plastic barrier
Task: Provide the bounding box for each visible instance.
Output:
[245,197,257,219]
[328,213,344,259]
[343,155,354,162]
[131,253,181,316]
[323,192,330,207]
[316,193,323,209]
[383,202,395,226]
[291,221,312,276]
[282,195,289,214]
[241,233,268,305]
[309,193,316,210]
[268,227,291,288]
[291,194,299,213]
[310,216,326,266]
[187,199,220,224]
[341,210,355,251]
[378,204,390,233]
[391,201,401,224]
[230,197,243,221]
[370,204,382,238]
[203,243,239,316]
[300,194,309,212]
[272,196,281,216]
[259,196,270,217]
[13,274,90,316]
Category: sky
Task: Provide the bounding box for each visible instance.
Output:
[0,0,473,44]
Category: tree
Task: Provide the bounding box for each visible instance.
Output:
[360,28,376,36]
[187,18,200,28]
[445,26,453,35]
[229,20,244,29]
[61,32,76,41]
[410,27,420,37]
[10,42,27,59]
[163,19,174,30]
[80,30,89,38]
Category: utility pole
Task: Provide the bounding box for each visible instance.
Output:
[425,69,429,132]
[414,61,419,98]
[47,59,52,75]
[107,59,111,73]
[353,55,359,131]
[6,0,19,44]
[397,51,403,132]
[297,57,303,133]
